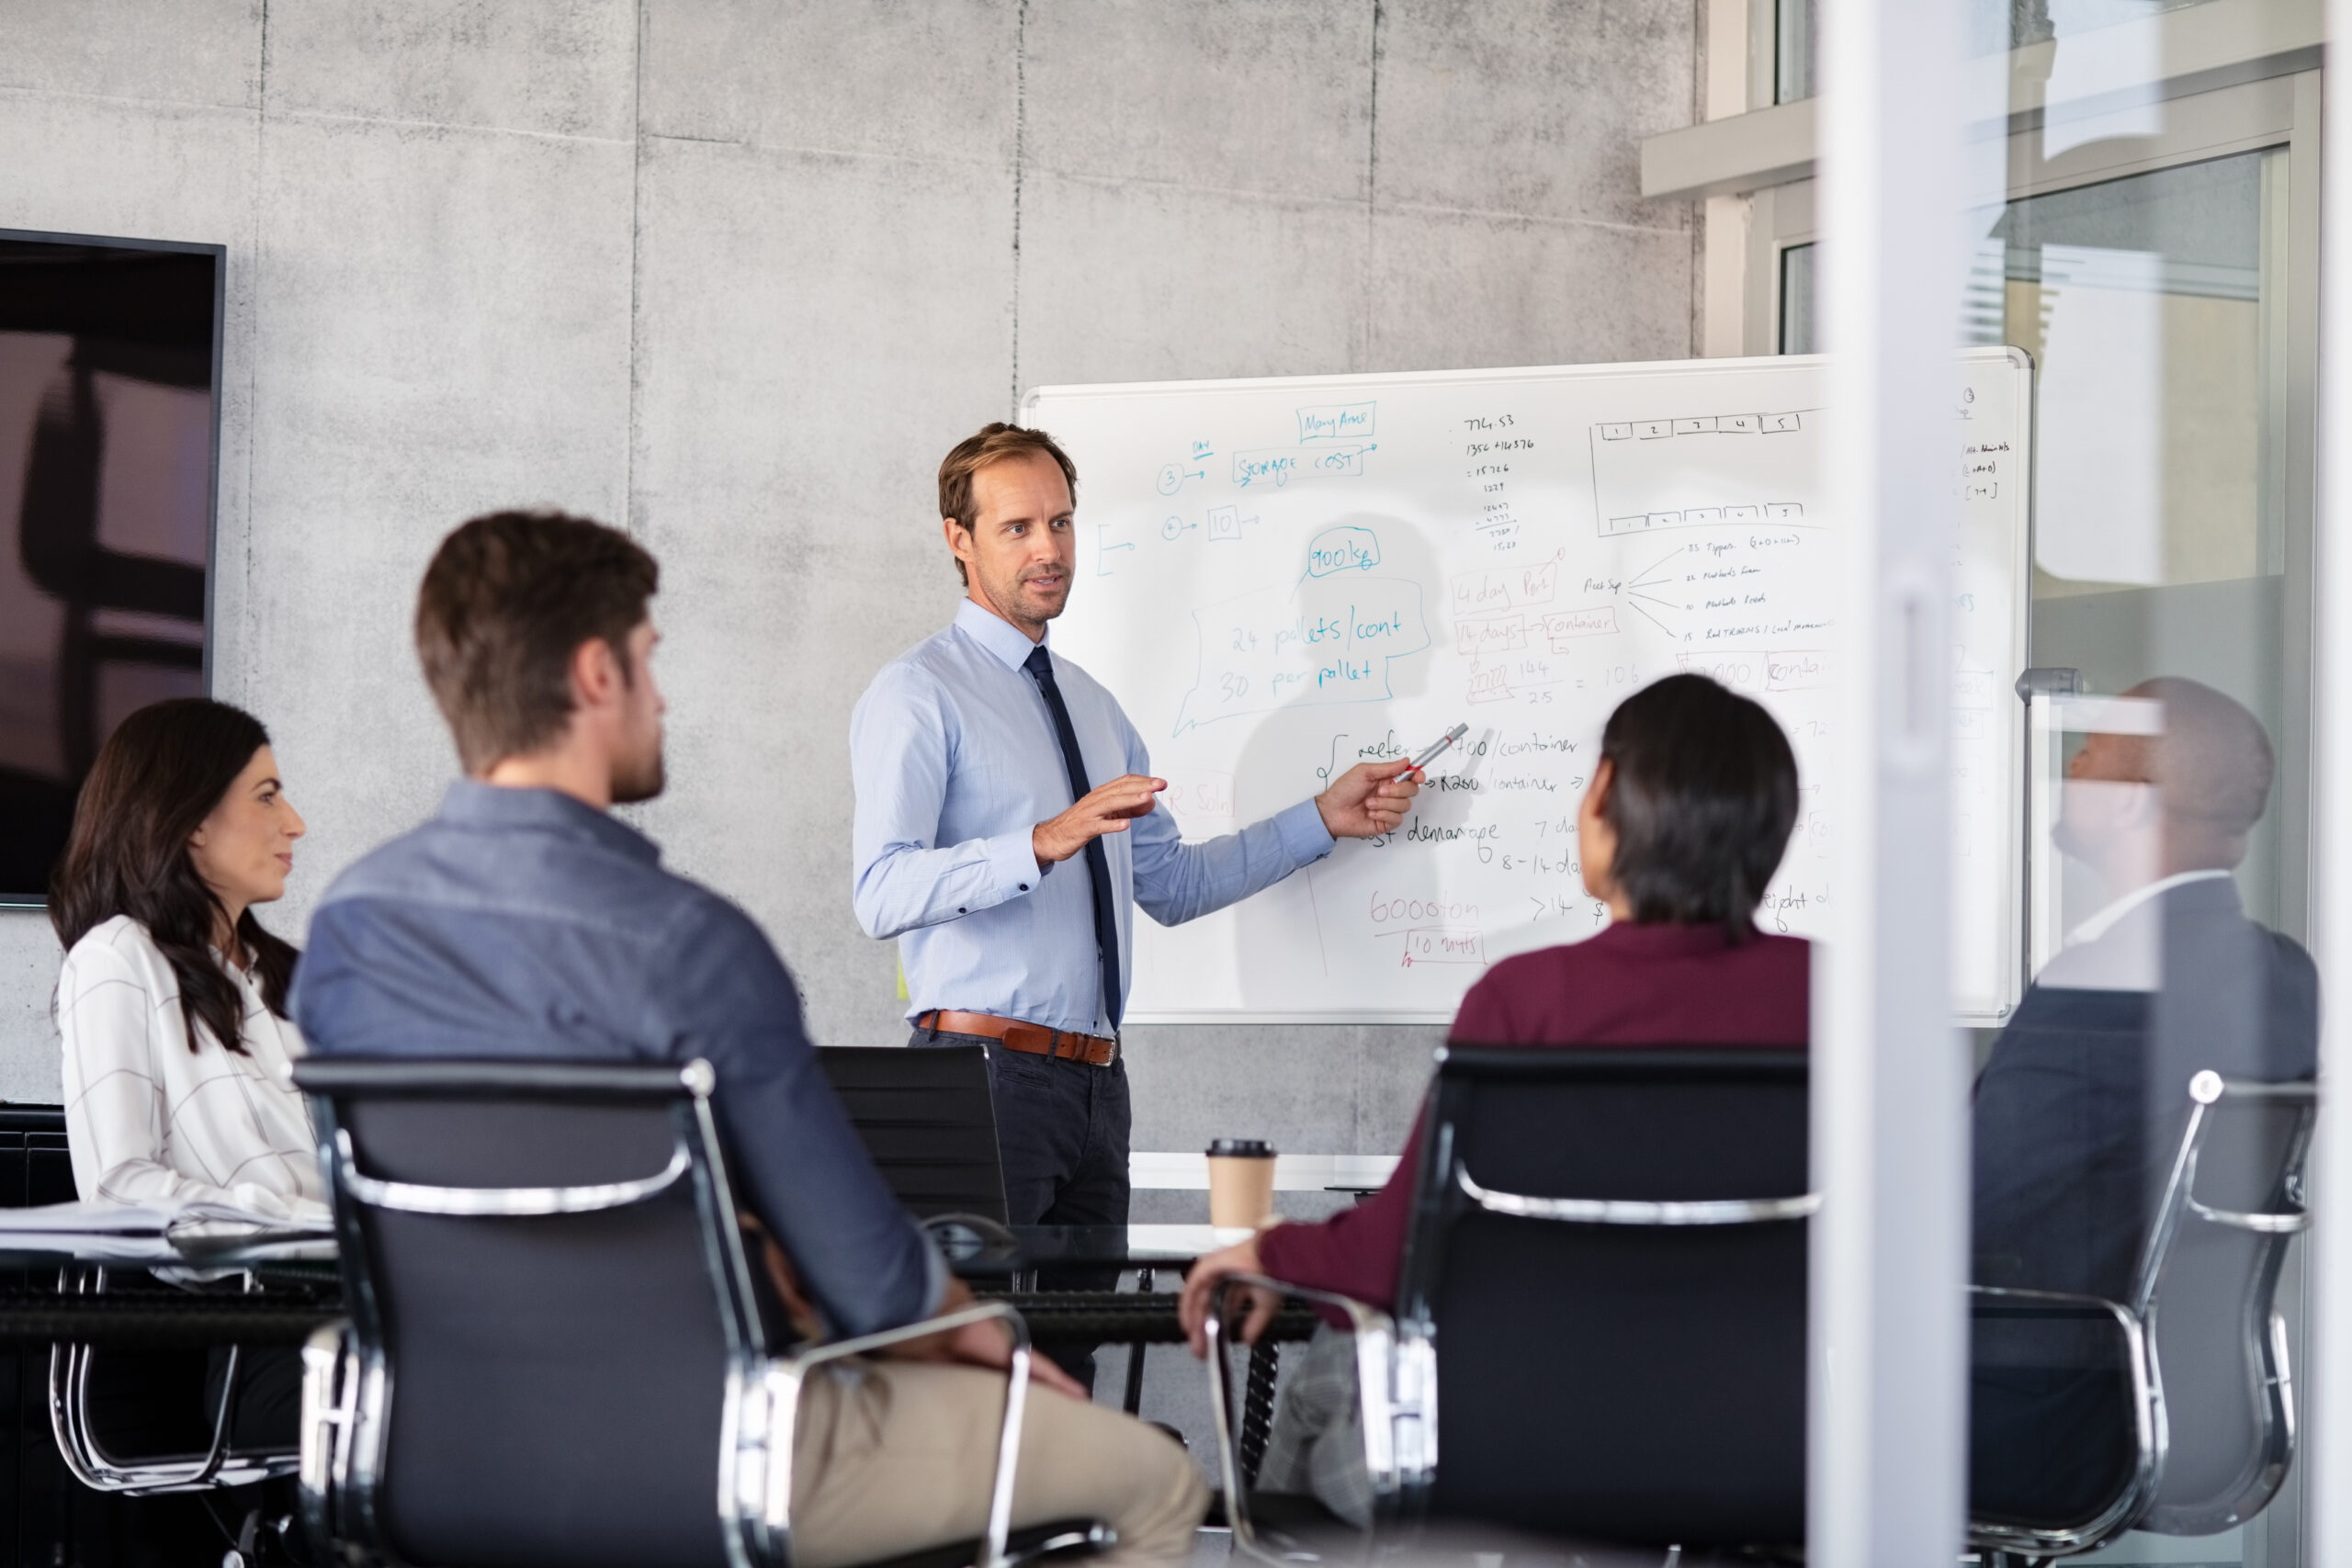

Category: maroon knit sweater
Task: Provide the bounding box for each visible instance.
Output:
[1253,921,1811,1312]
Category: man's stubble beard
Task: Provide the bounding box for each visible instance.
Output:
[984,562,1070,634]
[612,739,666,806]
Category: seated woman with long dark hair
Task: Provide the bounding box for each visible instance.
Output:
[51,697,320,1221]
[1177,672,1807,1523]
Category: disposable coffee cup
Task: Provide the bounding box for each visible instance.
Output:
[1206,1138,1278,1231]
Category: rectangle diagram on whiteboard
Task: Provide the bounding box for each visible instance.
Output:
[1596,411,1794,442]
[1590,405,1824,543]
[1600,502,1804,537]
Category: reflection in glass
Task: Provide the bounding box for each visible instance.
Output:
[1773,0,2225,103]
[1972,682,2316,1552]
[0,241,215,901]
[1943,53,2310,1558]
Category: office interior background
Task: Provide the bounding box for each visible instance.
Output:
[4,1,2349,1564]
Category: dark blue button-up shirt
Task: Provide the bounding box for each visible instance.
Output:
[292,781,943,1338]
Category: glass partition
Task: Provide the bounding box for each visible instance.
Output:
[1791,0,2324,1560]
[1940,7,2317,1566]
[1997,151,2299,938]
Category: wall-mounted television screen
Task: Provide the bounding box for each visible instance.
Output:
[0,232,220,906]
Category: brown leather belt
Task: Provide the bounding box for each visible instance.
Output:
[919,1010,1119,1067]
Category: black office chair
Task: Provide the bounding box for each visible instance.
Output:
[1970,1071,2316,1565]
[0,1108,74,1211]
[49,1267,301,1495]
[1,1109,313,1563]
[0,1107,85,1554]
[1204,1046,1814,1558]
[294,1056,1110,1568]
[816,1046,1010,1225]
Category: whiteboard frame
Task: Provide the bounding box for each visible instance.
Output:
[1023,347,2034,1027]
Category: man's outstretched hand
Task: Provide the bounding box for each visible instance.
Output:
[1034,773,1166,864]
[1315,761,1421,840]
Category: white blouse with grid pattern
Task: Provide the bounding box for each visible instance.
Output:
[57,914,326,1220]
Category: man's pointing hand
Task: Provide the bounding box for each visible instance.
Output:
[1315,761,1421,840]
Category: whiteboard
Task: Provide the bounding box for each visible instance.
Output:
[1023,349,2031,1023]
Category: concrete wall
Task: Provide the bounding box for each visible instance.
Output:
[0,2,1701,1174]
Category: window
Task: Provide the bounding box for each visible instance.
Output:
[1779,242,1817,354]
[1774,0,2228,104]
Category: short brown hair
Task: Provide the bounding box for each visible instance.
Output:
[937,423,1079,584]
[415,510,658,773]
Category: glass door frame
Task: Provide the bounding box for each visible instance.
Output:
[2301,0,2352,1553]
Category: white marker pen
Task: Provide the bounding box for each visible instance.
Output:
[1404,722,1470,774]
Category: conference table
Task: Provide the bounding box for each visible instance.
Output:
[0,1224,1323,1350]
[0,1233,338,1347]
[0,1222,1314,1493]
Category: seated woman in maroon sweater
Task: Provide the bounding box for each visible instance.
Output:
[1177,673,1808,1520]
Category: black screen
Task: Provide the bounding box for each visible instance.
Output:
[0,234,219,904]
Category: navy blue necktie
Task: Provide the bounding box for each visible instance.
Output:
[1025,645,1122,1032]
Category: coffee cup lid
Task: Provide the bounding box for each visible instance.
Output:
[1206,1138,1275,1158]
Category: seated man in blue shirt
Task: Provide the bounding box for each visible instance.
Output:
[294,511,1205,1567]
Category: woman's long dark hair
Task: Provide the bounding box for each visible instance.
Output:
[49,699,299,1054]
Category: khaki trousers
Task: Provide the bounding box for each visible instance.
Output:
[789,1359,1208,1568]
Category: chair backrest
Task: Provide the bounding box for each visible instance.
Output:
[295,1057,765,1568]
[816,1046,1009,1224]
[1395,1047,1811,1549]
[0,1107,74,1213]
[2135,1073,2315,1535]
[0,1109,80,1546]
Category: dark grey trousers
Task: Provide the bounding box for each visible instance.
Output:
[910,1026,1130,1389]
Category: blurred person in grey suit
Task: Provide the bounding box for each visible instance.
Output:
[1970,677,2315,1526]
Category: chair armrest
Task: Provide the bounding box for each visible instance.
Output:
[1201,1273,1414,1560]
[784,1299,1031,1370]
[1458,1164,1821,1224]
[2187,1195,2311,1234]
[1969,1281,2137,1325]
[752,1301,1032,1568]
[1964,1286,2162,1557]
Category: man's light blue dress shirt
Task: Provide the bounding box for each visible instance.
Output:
[852,599,1336,1035]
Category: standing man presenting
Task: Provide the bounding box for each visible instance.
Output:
[852,423,1417,1374]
